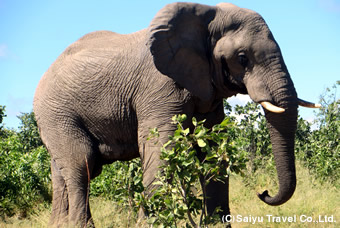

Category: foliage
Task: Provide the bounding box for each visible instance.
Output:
[0,138,51,218]
[0,111,51,219]
[229,83,339,187]
[0,105,6,137]
[0,105,5,125]
[142,114,247,227]
[3,162,339,228]
[228,102,278,190]
[233,102,273,174]
[315,81,340,128]
[296,81,339,186]
[17,112,43,153]
[90,158,143,214]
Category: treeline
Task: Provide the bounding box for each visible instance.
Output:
[0,82,339,221]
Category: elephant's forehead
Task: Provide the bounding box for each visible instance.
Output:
[215,28,275,53]
[251,34,280,60]
[235,21,278,53]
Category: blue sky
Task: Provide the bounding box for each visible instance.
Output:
[1,0,339,129]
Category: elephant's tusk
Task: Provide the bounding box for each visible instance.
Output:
[298,98,321,108]
[260,101,285,113]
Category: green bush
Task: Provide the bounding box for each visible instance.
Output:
[17,112,43,152]
[0,139,51,218]
[141,114,247,227]
[90,158,143,213]
[296,81,339,186]
[233,102,272,173]
[0,106,7,138]
[0,111,51,218]
[230,102,278,190]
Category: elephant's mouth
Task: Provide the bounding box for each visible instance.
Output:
[221,57,248,94]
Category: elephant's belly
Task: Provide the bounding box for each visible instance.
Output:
[98,142,139,161]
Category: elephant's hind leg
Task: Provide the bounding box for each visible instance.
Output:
[50,158,69,226]
[47,125,96,227]
[60,137,95,227]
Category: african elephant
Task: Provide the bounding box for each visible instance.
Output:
[33,2,319,227]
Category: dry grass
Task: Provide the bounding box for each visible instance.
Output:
[0,204,50,228]
[228,162,339,228]
[1,162,338,227]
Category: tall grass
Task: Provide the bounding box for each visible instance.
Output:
[228,162,339,227]
[1,162,338,227]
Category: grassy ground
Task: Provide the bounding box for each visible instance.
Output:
[227,163,339,228]
[1,163,338,227]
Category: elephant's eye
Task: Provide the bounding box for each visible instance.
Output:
[238,53,248,68]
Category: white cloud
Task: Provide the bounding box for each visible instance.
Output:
[304,116,319,131]
[225,94,252,123]
[226,94,252,106]
[225,94,267,125]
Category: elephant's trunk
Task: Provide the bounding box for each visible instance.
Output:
[256,71,298,206]
[258,108,298,205]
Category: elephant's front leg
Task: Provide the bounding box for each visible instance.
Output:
[139,129,231,223]
[197,145,230,222]
[140,140,165,195]
[200,174,230,219]
[137,134,165,220]
[137,116,181,217]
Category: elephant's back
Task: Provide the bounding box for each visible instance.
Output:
[34,30,145,103]
[33,29,149,137]
[62,30,127,57]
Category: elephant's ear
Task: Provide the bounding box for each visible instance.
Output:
[148,2,216,102]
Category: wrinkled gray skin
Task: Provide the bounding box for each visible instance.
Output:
[34,2,298,227]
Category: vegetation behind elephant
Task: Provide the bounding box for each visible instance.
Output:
[33,2,319,227]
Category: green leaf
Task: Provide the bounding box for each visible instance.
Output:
[182,128,190,136]
[147,217,157,224]
[220,117,231,127]
[195,127,206,138]
[197,139,206,147]
[192,117,197,126]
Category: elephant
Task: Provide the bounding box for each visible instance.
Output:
[33,2,319,227]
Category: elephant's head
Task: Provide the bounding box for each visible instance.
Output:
[148,3,319,206]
